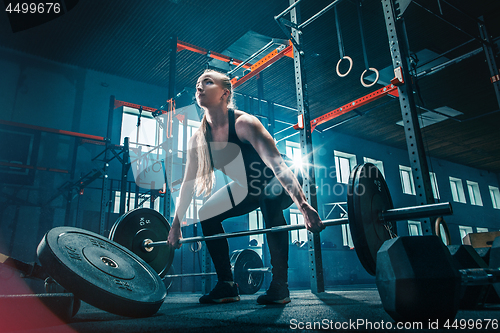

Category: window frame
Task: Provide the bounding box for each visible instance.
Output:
[449,177,466,204]
[334,150,357,184]
[466,180,483,206]
[408,220,422,236]
[489,186,500,209]
[399,166,415,195]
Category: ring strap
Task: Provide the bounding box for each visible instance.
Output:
[334,5,345,59]
[356,0,370,71]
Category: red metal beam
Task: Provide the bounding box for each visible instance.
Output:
[294,74,404,131]
[0,120,105,142]
[114,100,159,113]
[177,40,252,69]
[177,39,294,89]
[0,161,69,174]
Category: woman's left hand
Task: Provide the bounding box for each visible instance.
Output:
[301,203,325,233]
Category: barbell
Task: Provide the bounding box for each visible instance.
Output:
[109,163,453,278]
[162,249,269,295]
[376,235,500,322]
[32,163,455,319]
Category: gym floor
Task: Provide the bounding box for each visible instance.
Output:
[18,286,500,333]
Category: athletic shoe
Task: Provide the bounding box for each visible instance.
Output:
[256,280,291,305]
[199,281,240,304]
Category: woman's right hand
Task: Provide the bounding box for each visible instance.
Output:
[167,222,182,249]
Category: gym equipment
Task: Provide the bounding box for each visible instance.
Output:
[0,252,81,318]
[435,216,451,246]
[110,163,452,278]
[334,5,353,77]
[376,235,500,322]
[0,293,79,322]
[109,208,174,279]
[37,227,166,318]
[231,249,267,294]
[463,231,500,248]
[448,245,489,309]
[159,249,267,294]
[356,0,379,87]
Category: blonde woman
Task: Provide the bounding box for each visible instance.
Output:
[167,69,324,304]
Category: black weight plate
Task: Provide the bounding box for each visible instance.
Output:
[37,227,166,318]
[109,208,174,278]
[491,237,500,298]
[348,163,396,276]
[231,249,264,295]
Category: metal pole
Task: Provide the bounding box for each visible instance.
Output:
[162,35,176,220]
[478,17,500,110]
[288,0,324,293]
[274,0,303,21]
[148,218,347,246]
[298,0,344,30]
[382,0,436,235]
[380,202,452,222]
[227,40,275,76]
[119,137,130,215]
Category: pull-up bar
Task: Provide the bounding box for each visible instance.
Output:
[275,0,345,30]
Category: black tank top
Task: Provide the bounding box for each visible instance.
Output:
[208,109,273,187]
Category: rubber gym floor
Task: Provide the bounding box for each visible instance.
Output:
[9,285,500,333]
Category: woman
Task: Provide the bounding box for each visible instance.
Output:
[167,69,324,304]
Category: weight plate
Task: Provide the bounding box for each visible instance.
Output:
[348,163,396,276]
[491,237,500,298]
[37,227,166,318]
[231,249,264,295]
[109,208,174,278]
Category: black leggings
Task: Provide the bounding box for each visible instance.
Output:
[199,177,293,284]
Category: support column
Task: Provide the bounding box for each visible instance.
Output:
[162,35,177,220]
[289,0,324,293]
[382,0,435,235]
[119,137,130,215]
[478,17,500,110]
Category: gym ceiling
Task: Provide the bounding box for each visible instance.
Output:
[1,0,499,173]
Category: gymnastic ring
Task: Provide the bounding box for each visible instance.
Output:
[360,68,379,88]
[190,241,203,253]
[434,216,451,246]
[336,56,353,77]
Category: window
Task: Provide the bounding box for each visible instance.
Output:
[476,227,488,233]
[334,151,357,184]
[459,226,473,244]
[120,107,164,152]
[399,166,415,195]
[173,196,203,225]
[408,221,422,236]
[363,157,385,178]
[342,224,354,248]
[429,172,440,200]
[489,186,500,209]
[120,107,167,190]
[466,181,483,206]
[178,119,201,158]
[249,210,264,252]
[449,177,466,203]
[285,141,302,169]
[290,209,307,245]
[113,191,160,213]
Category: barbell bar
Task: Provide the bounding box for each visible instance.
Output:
[144,202,451,248]
[162,265,271,278]
[161,249,271,295]
[109,163,453,278]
